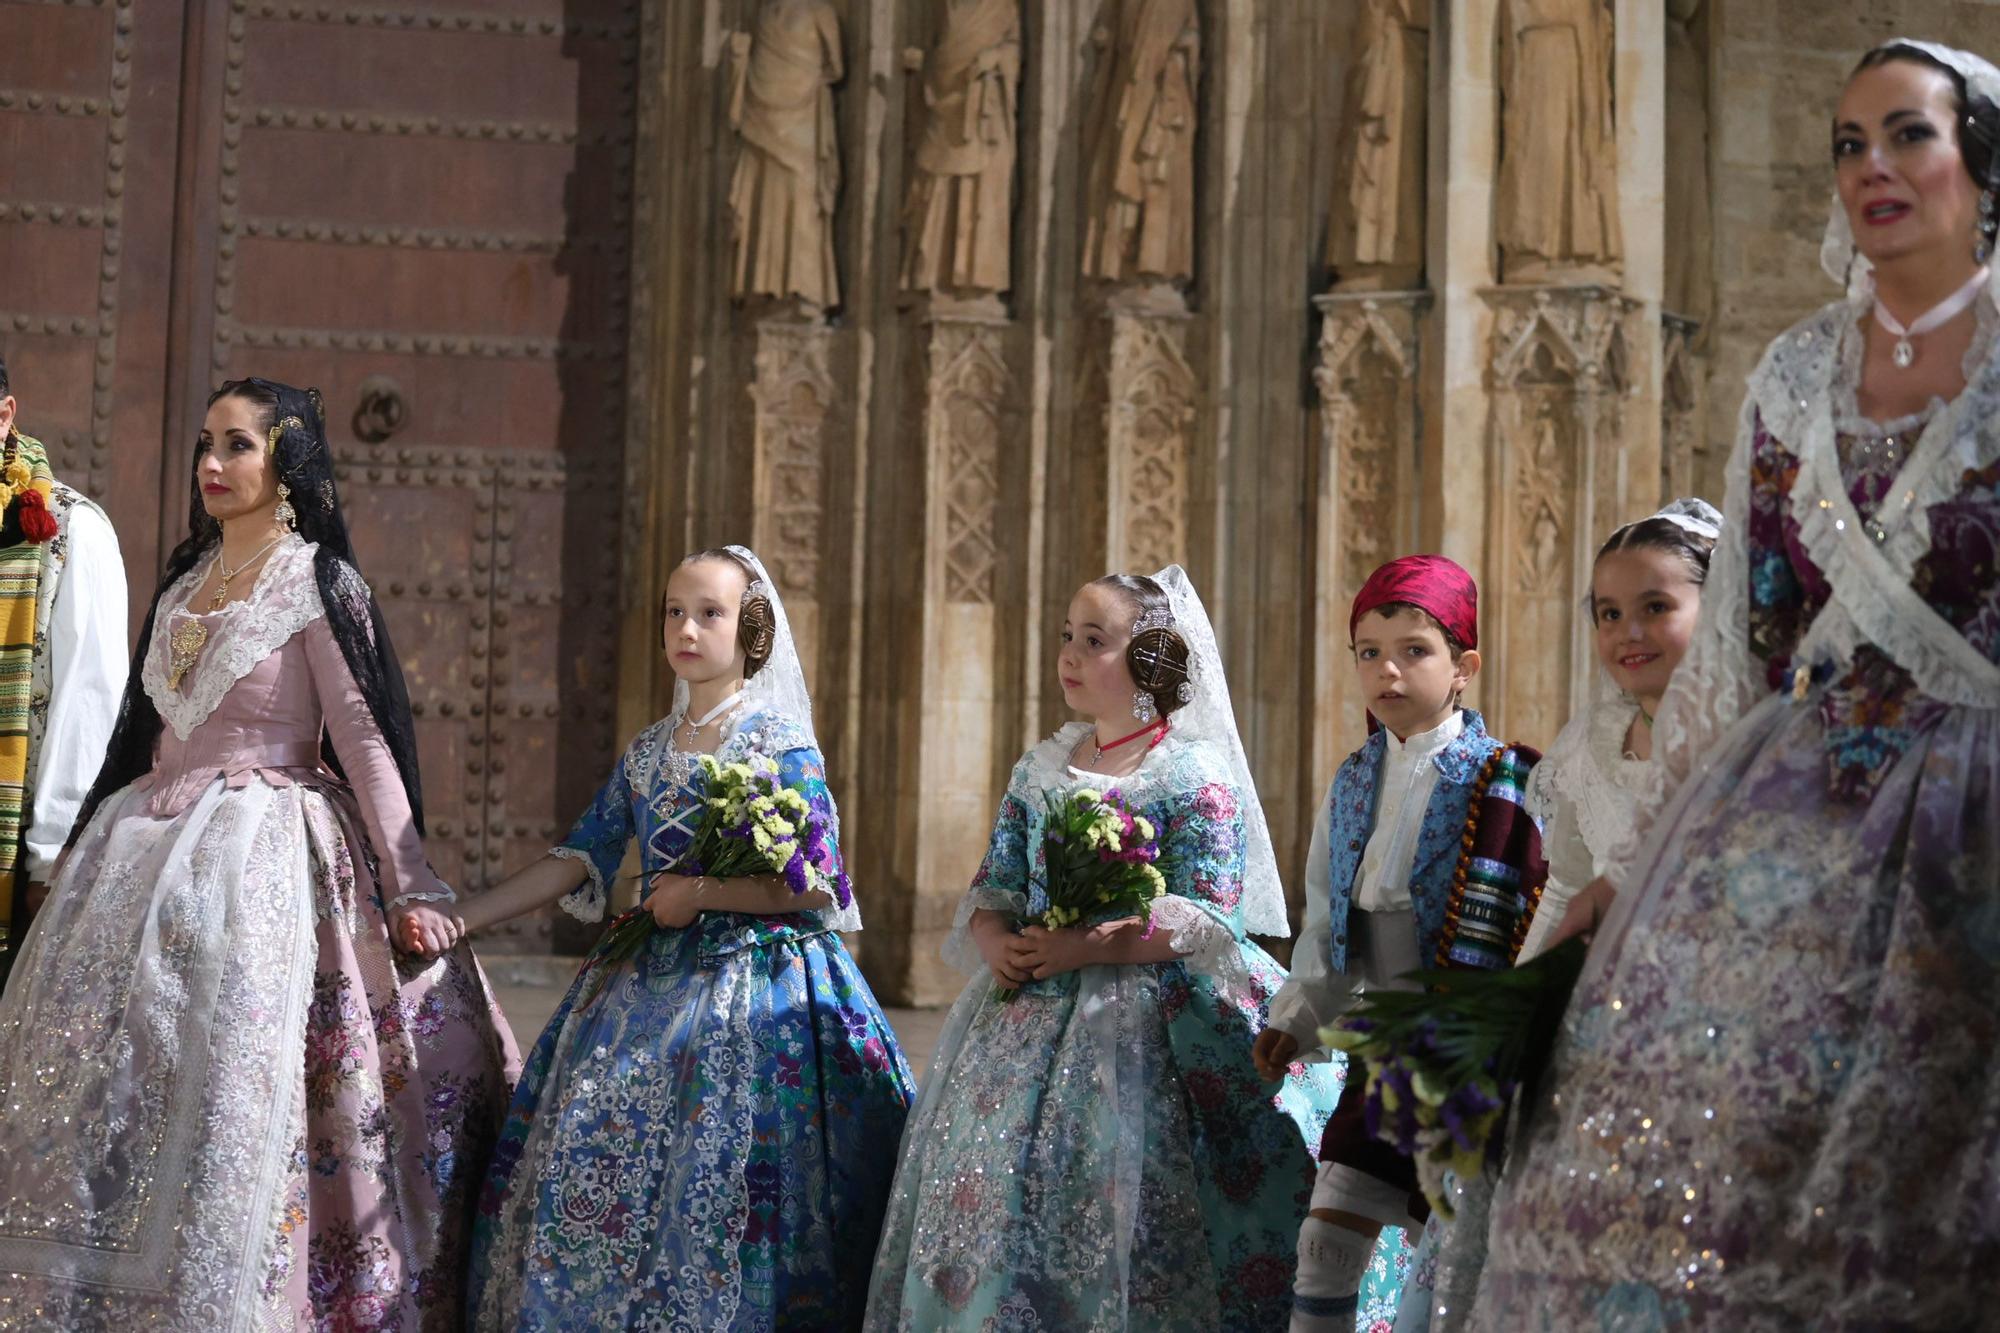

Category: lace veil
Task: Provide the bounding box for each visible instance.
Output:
[1147,564,1291,937]
[675,543,859,932]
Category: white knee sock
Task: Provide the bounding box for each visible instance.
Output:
[1289,1216,1376,1333]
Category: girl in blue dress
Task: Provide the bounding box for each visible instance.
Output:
[443,545,915,1330]
[865,566,1389,1330]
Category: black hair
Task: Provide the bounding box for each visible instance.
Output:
[1591,515,1718,622]
[1852,43,2000,249]
[1091,573,1194,718]
[72,377,429,840]
[1355,600,1468,660]
[0,350,9,400]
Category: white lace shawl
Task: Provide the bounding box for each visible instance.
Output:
[143,536,326,741]
[1611,292,2000,880]
[940,724,1255,992]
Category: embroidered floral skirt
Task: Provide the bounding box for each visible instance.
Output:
[1472,692,2000,1330]
[864,950,1410,1331]
[0,778,519,1332]
[468,919,916,1331]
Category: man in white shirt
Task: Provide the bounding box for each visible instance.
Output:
[0,355,129,992]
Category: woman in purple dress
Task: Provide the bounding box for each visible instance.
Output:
[1471,39,2000,1330]
[0,379,518,1330]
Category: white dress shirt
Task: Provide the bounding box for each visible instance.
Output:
[1266,709,1464,1049]
[24,499,128,879]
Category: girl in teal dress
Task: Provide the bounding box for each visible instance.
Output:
[865,567,1403,1330]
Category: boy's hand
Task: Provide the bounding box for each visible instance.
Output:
[1252,1027,1300,1082]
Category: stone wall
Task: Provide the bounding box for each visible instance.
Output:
[1702,2,2000,493]
[619,0,1996,1004]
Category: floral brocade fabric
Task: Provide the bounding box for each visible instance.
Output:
[1470,303,2000,1330]
[865,729,1409,1331]
[467,712,916,1331]
[1747,411,1994,801]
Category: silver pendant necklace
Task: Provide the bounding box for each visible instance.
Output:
[1873,266,1988,369]
[664,688,746,788]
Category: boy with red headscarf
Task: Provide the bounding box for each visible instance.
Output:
[1252,554,1548,1331]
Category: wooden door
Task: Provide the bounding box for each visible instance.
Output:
[0,0,191,609]
[0,0,641,953]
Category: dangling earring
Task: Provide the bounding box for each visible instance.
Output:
[275,481,297,530]
[1977,188,1996,265]
[1131,690,1158,725]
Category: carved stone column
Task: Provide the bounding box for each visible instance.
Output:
[746,314,837,688]
[1087,301,1198,574]
[1309,290,1429,783]
[1660,312,1706,502]
[915,311,1014,997]
[1482,284,1641,748]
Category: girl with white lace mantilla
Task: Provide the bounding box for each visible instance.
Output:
[1472,40,2000,1329]
[1408,500,1720,1332]
[0,378,521,1330]
[451,546,915,1330]
[864,569,1351,1331]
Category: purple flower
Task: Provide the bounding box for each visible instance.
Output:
[783,852,811,896]
[833,871,853,909]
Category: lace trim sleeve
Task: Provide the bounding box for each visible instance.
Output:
[1147,894,1254,994]
[551,844,608,923]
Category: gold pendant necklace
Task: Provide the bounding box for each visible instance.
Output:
[166,535,283,690]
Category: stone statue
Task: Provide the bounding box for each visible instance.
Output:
[728,0,844,311]
[1496,0,1623,284]
[1080,0,1201,290]
[1327,0,1430,291]
[902,0,1021,301]
[1664,0,1712,325]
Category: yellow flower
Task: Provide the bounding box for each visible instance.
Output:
[1319,1023,1370,1053]
[1132,816,1155,842]
[1074,788,1102,806]
[1411,1070,1450,1107]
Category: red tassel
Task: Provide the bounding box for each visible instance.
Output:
[16,489,57,544]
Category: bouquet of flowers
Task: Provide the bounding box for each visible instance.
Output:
[585,753,850,984]
[994,786,1169,1002]
[1319,936,1588,1218]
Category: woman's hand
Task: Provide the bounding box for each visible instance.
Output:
[1546,875,1617,949]
[1012,923,1099,980]
[643,873,705,929]
[1251,1027,1301,1082]
[392,902,463,957]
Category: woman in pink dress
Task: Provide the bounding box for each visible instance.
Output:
[0,378,519,1331]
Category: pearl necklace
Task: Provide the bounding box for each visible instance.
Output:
[1873,267,1988,369]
